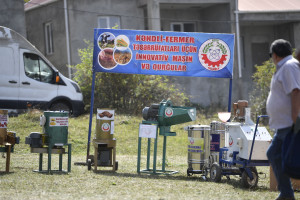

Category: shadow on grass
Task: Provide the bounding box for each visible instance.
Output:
[216,177,270,192]
[91,171,270,192]
[0,171,14,176]
[93,170,206,182]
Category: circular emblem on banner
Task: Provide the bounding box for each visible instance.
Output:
[101,123,110,132]
[198,39,230,71]
[165,107,173,117]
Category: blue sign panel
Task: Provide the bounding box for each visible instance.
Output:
[93,29,235,78]
[210,134,220,152]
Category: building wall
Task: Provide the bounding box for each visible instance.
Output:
[160,8,202,31]
[67,0,145,66]
[25,1,68,76]
[238,17,298,106]
[0,0,26,37]
[25,0,145,77]
[160,3,234,108]
[200,4,231,33]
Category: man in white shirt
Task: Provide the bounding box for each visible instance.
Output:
[266,39,300,200]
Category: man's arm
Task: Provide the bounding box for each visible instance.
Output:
[291,88,300,123]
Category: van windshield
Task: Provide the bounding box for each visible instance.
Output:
[23,53,54,83]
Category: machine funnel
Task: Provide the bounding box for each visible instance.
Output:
[218,112,231,123]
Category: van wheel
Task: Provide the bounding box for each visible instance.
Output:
[50,102,71,113]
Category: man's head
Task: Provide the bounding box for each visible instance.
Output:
[270,39,292,65]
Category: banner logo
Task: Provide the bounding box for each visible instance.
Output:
[199,39,230,71]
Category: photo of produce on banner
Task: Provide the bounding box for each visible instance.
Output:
[98,32,132,69]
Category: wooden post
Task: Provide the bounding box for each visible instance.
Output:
[5,144,11,173]
[270,166,300,191]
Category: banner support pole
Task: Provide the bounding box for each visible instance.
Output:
[227,78,233,113]
[86,69,96,163]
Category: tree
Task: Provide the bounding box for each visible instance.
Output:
[71,41,189,114]
[250,59,275,115]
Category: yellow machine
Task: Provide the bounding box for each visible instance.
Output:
[88,109,118,172]
[0,110,19,172]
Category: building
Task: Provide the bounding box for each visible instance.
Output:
[24,0,300,108]
[0,0,26,37]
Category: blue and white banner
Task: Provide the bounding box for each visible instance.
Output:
[93,29,235,78]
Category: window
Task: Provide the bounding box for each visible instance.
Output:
[98,16,121,29]
[23,53,54,83]
[171,22,195,32]
[44,22,54,55]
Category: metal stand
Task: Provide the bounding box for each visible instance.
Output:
[31,144,71,173]
[137,122,178,175]
[0,144,12,173]
[90,139,117,172]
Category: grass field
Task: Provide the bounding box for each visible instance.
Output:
[0,111,299,200]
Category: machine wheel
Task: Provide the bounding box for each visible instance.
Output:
[210,162,222,182]
[187,168,193,176]
[87,155,95,164]
[241,167,258,188]
[87,159,92,171]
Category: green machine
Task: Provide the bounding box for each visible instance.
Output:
[25,111,71,173]
[137,99,196,175]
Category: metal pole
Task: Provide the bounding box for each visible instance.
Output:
[228,78,233,113]
[59,153,63,171]
[68,144,72,172]
[248,115,268,162]
[48,146,52,173]
[147,138,151,170]
[86,70,96,162]
[39,153,43,172]
[153,126,159,174]
[162,136,167,172]
[137,137,141,173]
[235,0,242,78]
[64,0,72,79]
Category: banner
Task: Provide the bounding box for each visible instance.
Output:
[93,29,235,78]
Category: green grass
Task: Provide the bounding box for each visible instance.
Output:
[0,111,299,200]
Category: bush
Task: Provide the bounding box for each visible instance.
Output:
[250,59,275,116]
[71,41,189,114]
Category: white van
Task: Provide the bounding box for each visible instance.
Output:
[0,26,84,116]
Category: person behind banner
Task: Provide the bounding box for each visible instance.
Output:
[266,39,300,200]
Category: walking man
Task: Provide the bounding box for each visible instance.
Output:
[266,39,300,200]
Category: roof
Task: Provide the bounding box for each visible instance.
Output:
[25,0,300,13]
[25,0,58,11]
[238,0,300,12]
